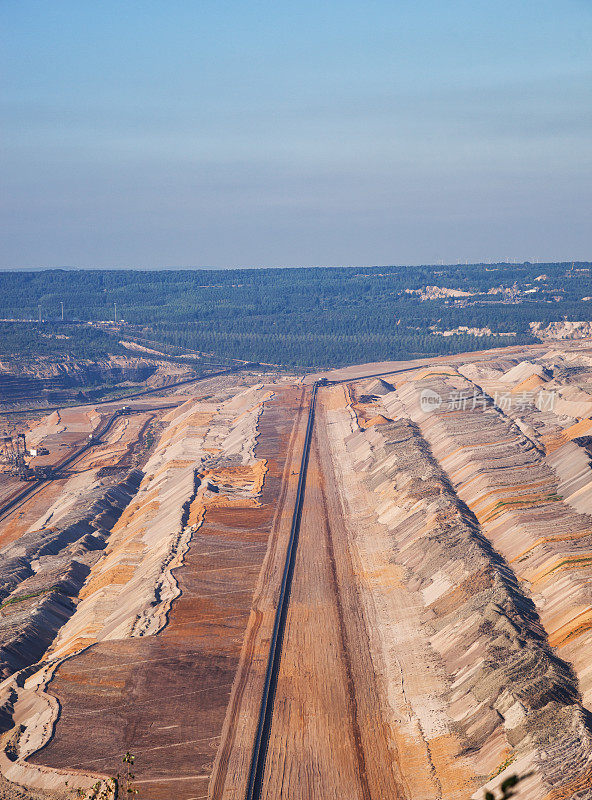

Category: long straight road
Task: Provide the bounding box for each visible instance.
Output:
[257,394,404,799]
[213,383,405,800]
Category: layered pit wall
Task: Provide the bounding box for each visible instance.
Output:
[0,470,143,679]
[0,375,304,799]
[0,406,182,796]
[3,342,592,799]
[0,403,167,692]
[320,382,592,799]
[0,355,194,408]
[389,368,592,715]
[45,385,271,656]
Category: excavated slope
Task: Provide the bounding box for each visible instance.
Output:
[0,470,142,681]
[324,383,592,798]
[0,377,293,799]
[388,373,592,718]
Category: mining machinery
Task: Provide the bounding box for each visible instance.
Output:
[0,432,52,481]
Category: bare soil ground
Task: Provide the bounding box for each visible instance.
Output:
[29,386,306,800]
[3,345,592,799]
[258,428,405,799]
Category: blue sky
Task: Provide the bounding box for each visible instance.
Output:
[2,0,591,268]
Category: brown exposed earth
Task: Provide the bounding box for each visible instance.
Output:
[31,385,305,800]
[1,344,592,799]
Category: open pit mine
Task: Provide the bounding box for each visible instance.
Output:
[2,341,592,799]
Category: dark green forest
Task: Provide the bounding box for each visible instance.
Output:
[0,263,590,367]
[0,323,125,360]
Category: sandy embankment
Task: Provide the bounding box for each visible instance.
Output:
[316,371,592,798]
[395,363,592,708]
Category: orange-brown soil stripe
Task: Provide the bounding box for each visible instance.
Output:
[31,386,303,800]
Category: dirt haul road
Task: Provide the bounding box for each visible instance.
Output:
[257,410,405,799]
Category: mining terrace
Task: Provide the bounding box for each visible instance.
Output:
[1,341,592,798]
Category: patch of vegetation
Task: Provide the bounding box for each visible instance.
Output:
[71,752,136,799]
[1,262,590,368]
[0,322,125,360]
[0,587,65,610]
[546,555,592,574]
[488,753,516,780]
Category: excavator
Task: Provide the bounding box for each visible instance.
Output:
[0,432,52,481]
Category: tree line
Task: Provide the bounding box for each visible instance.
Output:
[0,263,589,367]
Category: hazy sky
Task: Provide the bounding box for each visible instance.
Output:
[2,1,591,268]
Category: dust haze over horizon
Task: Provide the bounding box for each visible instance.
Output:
[2,1,591,270]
